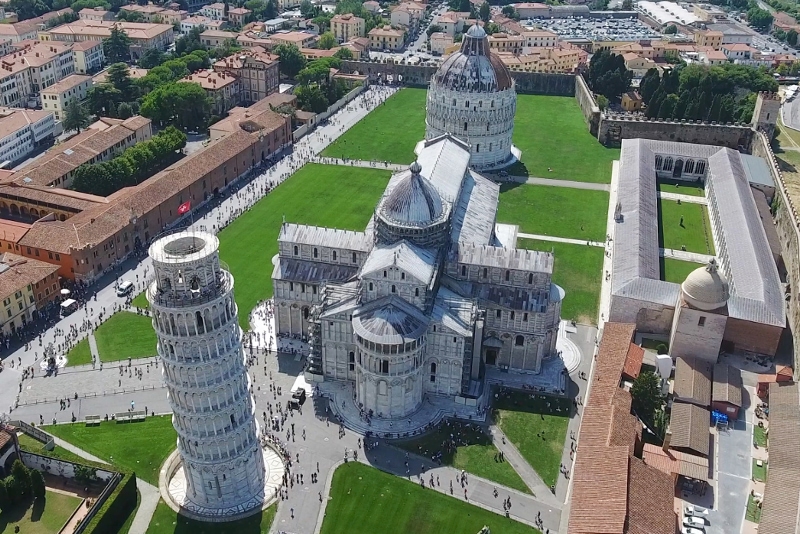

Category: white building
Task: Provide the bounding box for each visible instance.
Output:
[71,40,104,74]
[424,24,519,171]
[274,136,562,419]
[0,108,55,166]
[148,231,266,516]
[41,74,92,120]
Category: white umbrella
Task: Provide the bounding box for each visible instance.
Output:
[60,289,70,296]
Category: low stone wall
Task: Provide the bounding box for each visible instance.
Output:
[597,114,754,149]
[20,451,116,481]
[575,75,600,135]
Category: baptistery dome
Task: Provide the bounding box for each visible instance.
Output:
[424,24,518,171]
[682,259,730,311]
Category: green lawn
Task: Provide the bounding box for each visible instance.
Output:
[518,239,603,324]
[393,422,530,494]
[658,199,715,255]
[147,500,276,534]
[752,459,767,482]
[45,416,176,486]
[661,258,701,284]
[16,433,89,466]
[131,291,149,309]
[65,338,92,367]
[0,490,82,534]
[754,425,767,448]
[321,88,427,164]
[512,95,619,183]
[219,163,390,327]
[320,463,539,534]
[640,338,668,354]
[746,494,762,523]
[497,184,609,241]
[657,179,704,197]
[94,311,157,362]
[493,390,570,489]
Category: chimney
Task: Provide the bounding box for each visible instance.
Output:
[662,431,672,452]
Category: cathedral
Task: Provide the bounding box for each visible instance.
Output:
[272,25,559,419]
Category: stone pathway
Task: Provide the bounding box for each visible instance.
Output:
[524,176,610,191]
[658,191,708,204]
[87,332,99,364]
[660,247,714,264]
[51,436,107,464]
[489,425,559,505]
[311,156,407,172]
[517,232,604,247]
[129,478,161,534]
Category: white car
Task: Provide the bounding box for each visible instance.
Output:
[684,505,709,518]
[682,528,704,534]
[683,516,706,529]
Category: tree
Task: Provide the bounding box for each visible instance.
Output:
[595,94,608,110]
[86,84,122,116]
[318,31,337,50]
[788,29,798,46]
[274,43,307,78]
[117,102,134,119]
[106,62,136,101]
[63,100,90,133]
[427,24,443,37]
[138,47,166,69]
[296,84,329,113]
[630,371,664,429]
[4,477,19,505]
[30,470,45,500]
[0,480,8,512]
[11,460,31,497]
[333,47,353,60]
[300,0,314,17]
[140,81,212,131]
[103,24,132,64]
[501,5,517,17]
[74,465,97,485]
[663,24,678,34]
[747,6,773,32]
[621,0,633,9]
[639,68,661,104]
[479,1,490,23]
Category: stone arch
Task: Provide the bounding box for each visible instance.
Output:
[515,335,525,346]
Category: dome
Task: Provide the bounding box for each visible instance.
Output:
[379,162,444,227]
[352,299,429,345]
[432,24,513,92]
[681,259,730,311]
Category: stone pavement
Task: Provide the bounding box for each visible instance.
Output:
[517,232,604,248]
[129,478,161,534]
[658,191,708,205]
[52,436,107,464]
[524,176,610,191]
[87,332,99,362]
[660,247,714,264]
[310,156,407,172]
[489,424,558,505]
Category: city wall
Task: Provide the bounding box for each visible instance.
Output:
[597,114,754,149]
[575,75,600,135]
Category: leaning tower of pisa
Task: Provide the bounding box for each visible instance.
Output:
[147,230,265,518]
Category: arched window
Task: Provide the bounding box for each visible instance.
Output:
[293,245,298,256]
[505,270,510,281]
[655,155,662,170]
[663,157,673,171]
[464,122,468,131]
[685,160,695,174]
[430,362,436,374]
[332,250,337,261]
[391,285,396,293]
[696,161,706,174]
[369,282,373,291]
[303,307,309,320]
[515,335,524,346]
[313,247,318,258]
[191,276,200,290]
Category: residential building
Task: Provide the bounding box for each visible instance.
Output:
[621,52,659,76]
[0,39,10,58]
[212,47,279,104]
[699,49,727,65]
[119,4,187,24]
[0,253,60,334]
[695,29,723,49]
[390,2,425,29]
[270,31,318,48]
[301,47,338,60]
[180,16,225,34]
[0,9,72,43]
[200,2,226,20]
[181,69,241,115]
[70,40,104,74]
[0,41,76,108]
[514,2,553,18]
[227,7,251,27]
[520,29,559,49]
[331,14,365,43]
[78,7,114,21]
[0,108,55,167]
[429,32,453,55]
[498,45,586,73]
[200,29,238,47]
[263,18,289,32]
[341,36,370,59]
[722,43,769,65]
[363,1,381,13]
[693,3,726,21]
[368,25,405,51]
[92,66,148,85]
[704,22,753,45]
[43,21,175,59]
[621,91,643,112]
[611,40,666,59]
[208,92,296,141]
[41,74,92,120]
[436,11,469,36]
[488,32,524,55]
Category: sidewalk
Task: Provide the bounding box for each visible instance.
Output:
[517,232,604,248]
[658,191,708,204]
[128,478,161,534]
[311,156,407,172]
[660,247,713,263]
[525,176,610,191]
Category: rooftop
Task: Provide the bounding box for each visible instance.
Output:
[673,356,713,407]
[668,402,710,457]
[0,252,58,302]
[41,74,91,95]
[0,107,51,136]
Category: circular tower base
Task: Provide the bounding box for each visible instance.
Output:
[158,446,286,523]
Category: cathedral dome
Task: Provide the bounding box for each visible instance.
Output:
[682,259,729,311]
[379,161,444,227]
[433,24,513,92]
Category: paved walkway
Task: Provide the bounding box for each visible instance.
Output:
[658,191,708,204]
[311,156,407,172]
[524,176,610,191]
[660,247,714,263]
[517,232,604,247]
[489,425,558,505]
[87,333,99,364]
[129,478,161,534]
[52,436,107,464]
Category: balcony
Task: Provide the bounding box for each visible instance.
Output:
[149,270,232,309]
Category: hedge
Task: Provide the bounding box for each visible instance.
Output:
[82,470,138,534]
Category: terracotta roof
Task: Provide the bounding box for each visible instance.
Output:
[642,442,709,481]
[673,356,713,407]
[627,457,678,534]
[0,107,51,135]
[0,252,58,302]
[181,69,237,90]
[0,184,104,212]
[0,219,31,244]
[668,402,710,456]
[711,364,742,407]
[568,446,630,534]
[41,74,91,95]
[622,343,644,380]
[592,322,636,404]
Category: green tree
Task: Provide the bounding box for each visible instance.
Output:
[138,47,166,69]
[30,470,45,500]
[4,477,19,505]
[639,68,661,104]
[479,1,490,23]
[501,5,517,17]
[747,6,773,32]
[333,47,354,60]
[140,81,212,130]
[595,94,608,110]
[788,28,798,46]
[318,31,337,49]
[312,13,333,32]
[106,62,136,101]
[630,371,664,429]
[427,24,443,37]
[86,84,122,116]
[74,465,97,485]
[274,43,307,78]
[621,0,633,9]
[300,0,314,17]
[103,24,132,63]
[296,84,329,113]
[485,22,500,35]
[0,480,8,512]
[117,101,134,119]
[663,24,678,34]
[11,460,31,497]
[63,100,90,133]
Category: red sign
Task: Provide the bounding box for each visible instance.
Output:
[178,201,191,215]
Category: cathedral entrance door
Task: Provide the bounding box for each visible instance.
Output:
[486,349,498,366]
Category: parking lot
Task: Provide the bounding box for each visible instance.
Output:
[523,16,661,41]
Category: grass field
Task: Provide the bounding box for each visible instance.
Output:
[321,89,427,164]
[754,425,767,448]
[131,291,149,309]
[493,391,570,489]
[661,258,701,284]
[46,416,176,486]
[511,95,619,183]
[219,164,390,327]
[94,311,157,362]
[746,494,762,523]
[147,500,276,534]
[65,338,92,367]
[0,490,82,534]
[752,459,767,482]
[16,433,88,465]
[497,184,609,241]
[320,463,539,534]
[393,422,530,494]
[657,179,704,197]
[658,199,715,255]
[517,239,603,324]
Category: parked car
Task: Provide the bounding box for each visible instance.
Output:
[683,516,706,529]
[684,505,709,518]
[681,527,704,534]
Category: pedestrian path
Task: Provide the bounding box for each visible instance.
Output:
[517,232,604,247]
[88,332,99,364]
[660,247,714,263]
[658,191,708,204]
[51,436,107,464]
[311,156,407,172]
[524,176,610,191]
[128,478,161,534]
[489,425,559,507]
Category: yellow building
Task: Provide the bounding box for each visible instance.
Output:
[42,20,174,60]
[621,91,643,112]
[212,47,279,105]
[368,25,405,51]
[71,40,104,74]
[181,69,240,115]
[0,253,60,334]
[200,29,239,48]
[331,14,365,43]
[695,29,723,50]
[41,74,93,120]
[488,32,524,55]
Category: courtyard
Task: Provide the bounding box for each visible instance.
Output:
[393,421,530,494]
[657,179,704,197]
[661,258,702,284]
[46,416,176,486]
[146,500,277,534]
[497,184,609,242]
[217,164,390,326]
[0,490,82,534]
[517,239,603,324]
[658,198,715,255]
[492,390,570,489]
[319,463,539,534]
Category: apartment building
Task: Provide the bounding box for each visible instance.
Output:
[331,14,365,43]
[200,2,226,20]
[41,74,92,120]
[181,69,241,114]
[488,32,524,54]
[0,39,10,58]
[270,31,319,48]
[78,8,115,21]
[227,7,251,27]
[429,31,453,55]
[521,29,559,49]
[44,21,175,59]
[212,47,279,104]
[390,2,425,29]
[0,108,55,167]
[368,25,405,51]
[119,4,187,24]
[70,40,104,74]
[0,253,60,334]
[180,15,226,34]
[0,41,76,108]
[436,11,469,36]
[0,9,73,43]
[200,29,239,47]
[695,29,723,49]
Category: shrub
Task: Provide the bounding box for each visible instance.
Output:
[30,469,45,500]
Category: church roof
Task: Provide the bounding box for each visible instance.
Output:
[431,286,475,337]
[450,170,500,245]
[455,242,553,273]
[682,259,729,311]
[279,223,372,252]
[433,24,513,92]
[379,161,445,227]
[272,256,359,284]
[360,240,437,286]
[352,296,429,345]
